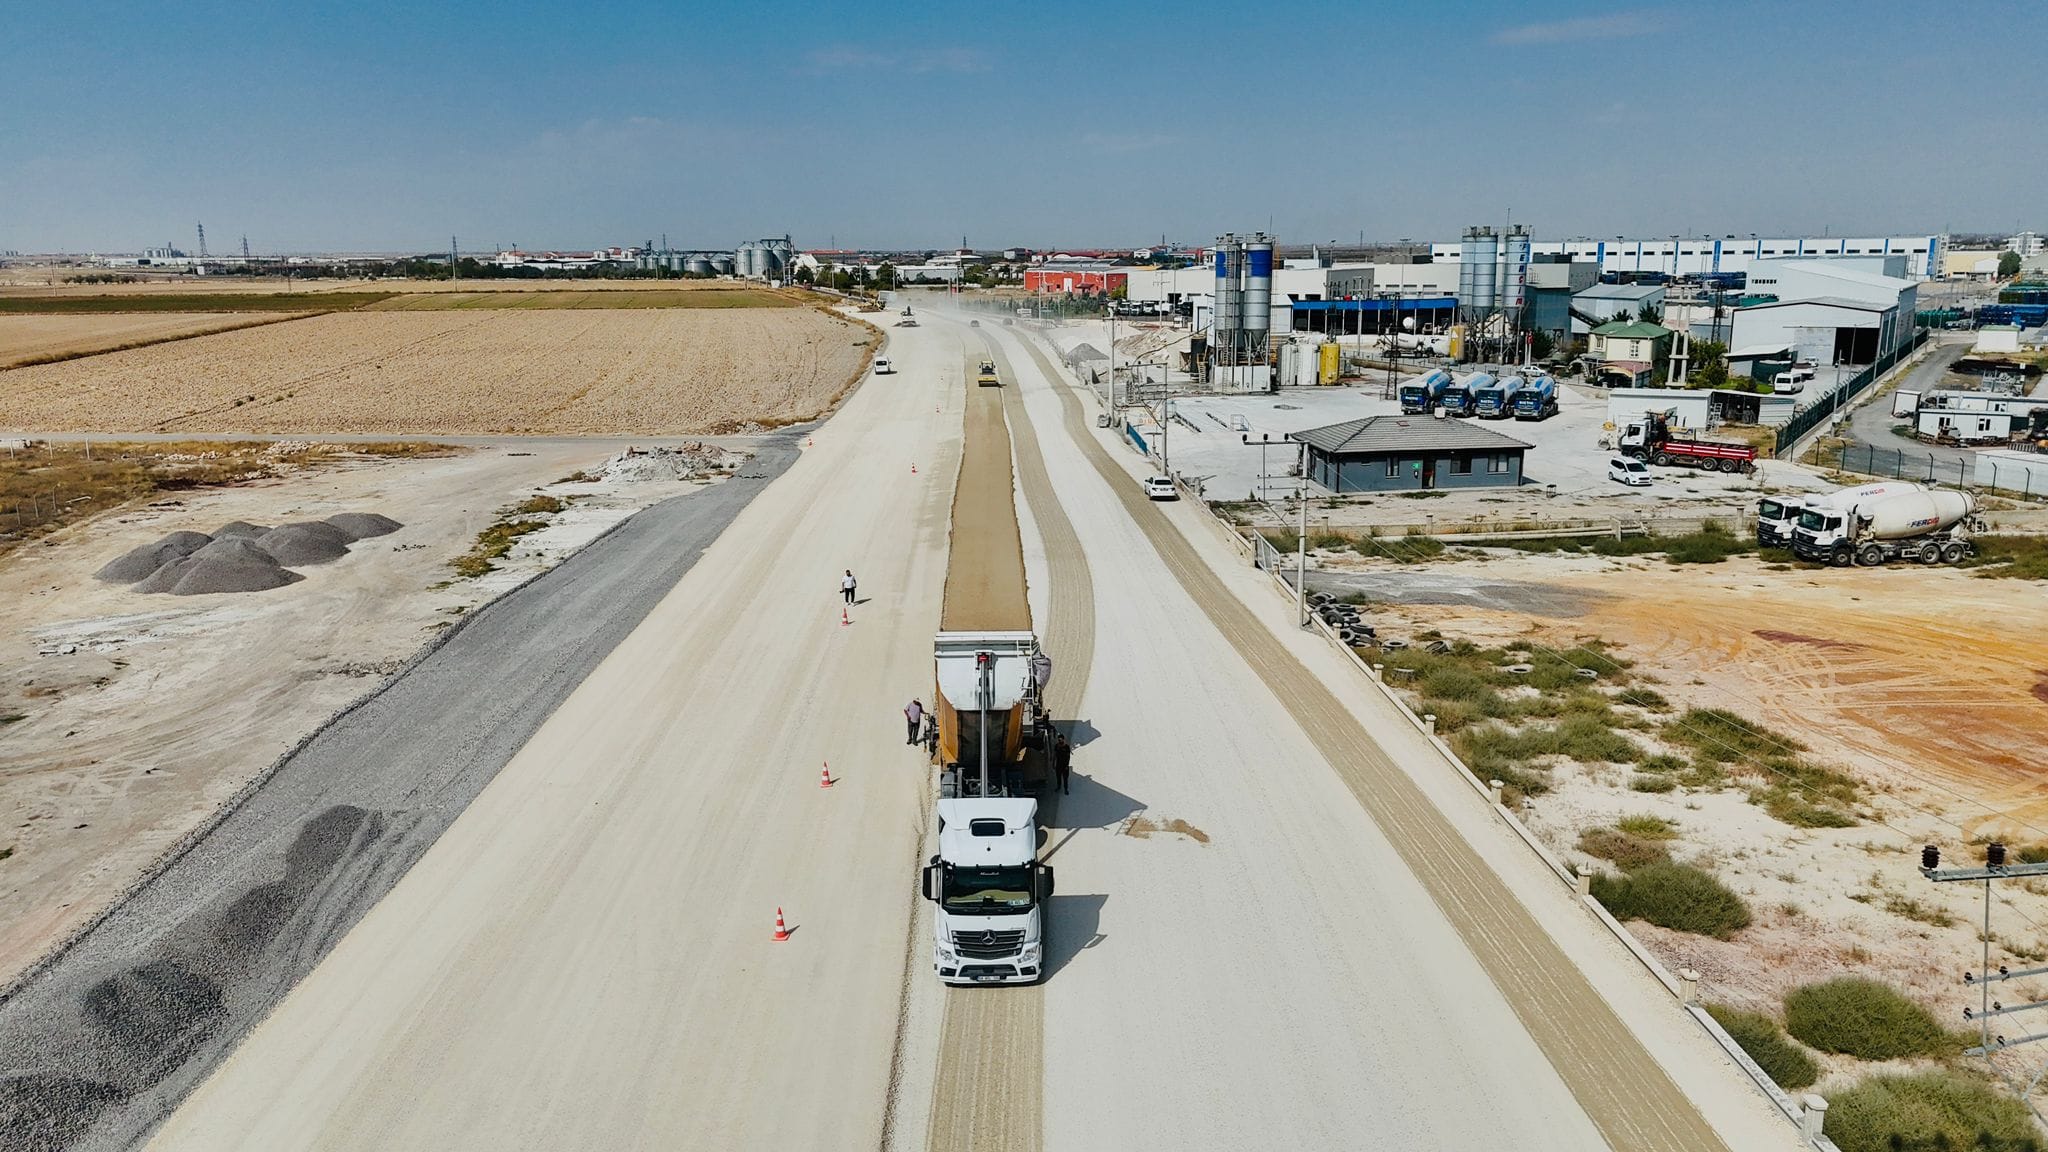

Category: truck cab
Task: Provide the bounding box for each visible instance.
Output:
[1755,496,1806,547]
[977,359,1000,387]
[923,797,1053,984]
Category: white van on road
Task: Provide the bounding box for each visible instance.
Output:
[873,357,894,375]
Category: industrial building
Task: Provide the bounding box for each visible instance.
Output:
[1906,390,2048,443]
[1730,259,1917,366]
[1570,282,1666,336]
[1588,320,1673,388]
[1429,234,1945,281]
[1022,266,1127,295]
[1291,415,1529,493]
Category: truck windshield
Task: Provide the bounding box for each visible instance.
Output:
[942,865,1034,912]
[1796,510,1834,531]
[1759,499,1791,521]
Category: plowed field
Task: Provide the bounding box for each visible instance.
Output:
[0,307,875,435]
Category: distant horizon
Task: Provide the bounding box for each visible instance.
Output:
[4,2,2039,253]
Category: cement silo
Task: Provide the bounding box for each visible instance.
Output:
[1212,235,1241,350]
[685,256,713,277]
[1242,233,1273,347]
[1502,225,1532,312]
[1459,226,1499,320]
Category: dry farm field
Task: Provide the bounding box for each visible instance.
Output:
[0,307,877,435]
[0,313,309,368]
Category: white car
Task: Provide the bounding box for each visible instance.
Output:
[1608,456,1652,487]
[873,357,893,375]
[1142,476,1178,501]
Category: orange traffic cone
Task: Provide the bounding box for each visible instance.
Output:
[841,606,850,627]
[820,762,834,788]
[772,908,791,942]
[911,462,917,474]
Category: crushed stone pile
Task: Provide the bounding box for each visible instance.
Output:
[94,531,212,582]
[325,512,402,539]
[94,509,403,595]
[600,441,747,483]
[133,537,301,595]
[256,521,355,565]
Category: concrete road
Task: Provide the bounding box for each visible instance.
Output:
[142,321,968,1150]
[1838,339,1976,480]
[919,313,1798,1151]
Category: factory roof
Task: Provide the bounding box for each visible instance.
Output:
[1289,415,1531,456]
[1575,282,1665,302]
[1736,296,1892,313]
[1766,258,1913,291]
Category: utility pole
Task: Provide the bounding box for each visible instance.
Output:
[1244,433,1310,626]
[1921,841,2048,1125]
[451,236,459,283]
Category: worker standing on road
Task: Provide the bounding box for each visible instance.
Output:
[842,569,857,605]
[905,699,924,745]
[1054,734,1072,795]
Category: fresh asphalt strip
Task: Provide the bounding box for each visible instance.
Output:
[0,431,804,1152]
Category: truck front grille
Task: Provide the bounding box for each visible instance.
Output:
[952,928,1026,959]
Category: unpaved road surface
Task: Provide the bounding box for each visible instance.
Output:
[0,435,803,1151]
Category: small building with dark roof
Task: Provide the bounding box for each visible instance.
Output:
[1289,415,1531,493]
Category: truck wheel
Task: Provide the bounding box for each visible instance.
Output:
[1857,543,1885,567]
[1719,458,1738,473]
[1918,543,1942,565]
[1831,546,1853,567]
[1653,452,1671,466]
[1941,541,1967,563]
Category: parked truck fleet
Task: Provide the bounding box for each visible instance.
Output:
[1511,374,1558,421]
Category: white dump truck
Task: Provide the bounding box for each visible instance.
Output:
[1756,481,1922,549]
[921,797,1054,984]
[1789,488,1982,565]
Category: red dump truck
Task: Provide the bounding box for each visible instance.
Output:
[1618,411,1758,474]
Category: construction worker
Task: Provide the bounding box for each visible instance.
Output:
[842,569,857,605]
[904,699,924,745]
[1054,734,1072,795]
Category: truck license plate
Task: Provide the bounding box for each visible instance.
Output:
[973,972,1004,983]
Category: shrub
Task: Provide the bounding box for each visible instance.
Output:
[1589,861,1751,938]
[1783,978,1949,1061]
[1628,773,1677,793]
[1662,708,1804,763]
[1825,1071,2042,1152]
[1704,1004,1818,1090]
[1616,813,1677,840]
[514,494,565,515]
[1577,827,1670,871]
[1660,522,1755,565]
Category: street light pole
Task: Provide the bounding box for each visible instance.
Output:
[1244,432,1310,627]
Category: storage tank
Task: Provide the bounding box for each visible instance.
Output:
[1318,340,1341,385]
[1460,227,1498,316]
[1212,236,1240,350]
[1849,490,1975,540]
[685,256,713,276]
[711,254,735,275]
[1242,234,1273,344]
[1503,226,1532,312]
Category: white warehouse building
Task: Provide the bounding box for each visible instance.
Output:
[1428,234,1943,281]
[1730,260,1918,366]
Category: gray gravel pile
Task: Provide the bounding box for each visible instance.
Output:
[254,522,354,566]
[92,532,212,583]
[132,538,301,596]
[324,512,402,539]
[210,521,271,540]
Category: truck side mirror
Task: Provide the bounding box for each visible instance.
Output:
[921,864,941,903]
[1035,866,1055,900]
[1036,827,1049,850]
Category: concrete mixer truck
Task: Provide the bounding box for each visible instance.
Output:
[1789,488,1982,566]
[1472,376,1514,418]
[1511,375,1560,421]
[1398,369,1453,415]
[1438,371,1491,418]
[1756,481,1922,548]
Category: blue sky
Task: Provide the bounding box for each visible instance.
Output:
[1,2,2035,253]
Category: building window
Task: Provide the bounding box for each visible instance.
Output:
[1450,457,1473,476]
[1487,453,1511,474]
[1979,418,1993,433]
[1384,459,1398,478]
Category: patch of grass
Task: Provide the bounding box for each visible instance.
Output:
[1616,813,1678,840]
[1881,894,1957,929]
[1577,827,1672,871]
[1661,707,1804,763]
[514,494,564,515]
[1395,490,1447,499]
[1589,861,1751,938]
[1783,978,1951,1061]
[450,517,548,578]
[1629,773,1677,793]
[1659,521,1754,565]
[1964,535,2048,581]
[1750,758,1861,827]
[1704,1004,1819,1090]
[1825,1071,2042,1152]
[1498,524,1755,565]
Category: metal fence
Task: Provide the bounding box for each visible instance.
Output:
[1773,328,1930,457]
[1824,442,2048,497]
